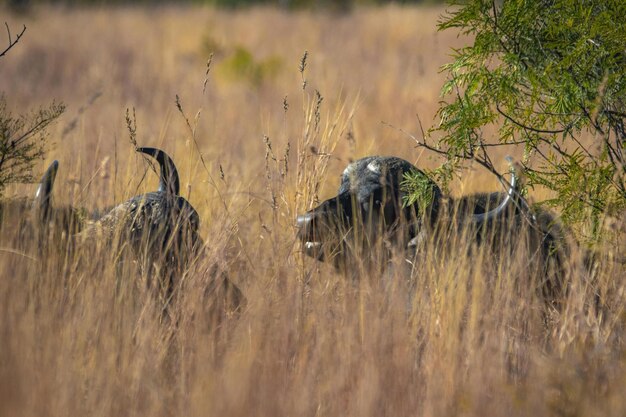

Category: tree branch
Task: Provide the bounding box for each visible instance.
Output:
[496,103,568,134]
[0,23,26,59]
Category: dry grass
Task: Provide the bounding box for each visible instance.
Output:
[0,4,625,416]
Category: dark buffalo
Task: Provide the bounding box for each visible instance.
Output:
[296,156,568,307]
[78,147,243,315]
[78,147,202,276]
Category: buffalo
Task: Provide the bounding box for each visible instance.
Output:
[78,147,202,280]
[296,156,569,307]
[78,147,243,315]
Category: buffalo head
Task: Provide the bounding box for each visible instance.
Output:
[296,156,517,269]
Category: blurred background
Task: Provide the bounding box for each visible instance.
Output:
[0,0,477,216]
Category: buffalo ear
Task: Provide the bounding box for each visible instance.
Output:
[34,160,59,218]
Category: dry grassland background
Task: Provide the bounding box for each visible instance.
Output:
[0,4,624,417]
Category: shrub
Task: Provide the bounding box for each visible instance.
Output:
[427,0,626,240]
[0,24,64,196]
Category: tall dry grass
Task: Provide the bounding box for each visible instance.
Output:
[0,4,625,417]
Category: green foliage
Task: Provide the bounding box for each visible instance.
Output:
[0,96,65,196]
[433,0,626,239]
[217,46,282,87]
[401,169,438,214]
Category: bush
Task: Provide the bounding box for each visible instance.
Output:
[0,96,65,194]
[428,0,626,240]
[0,24,64,196]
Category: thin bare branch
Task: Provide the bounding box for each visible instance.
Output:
[0,23,26,59]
